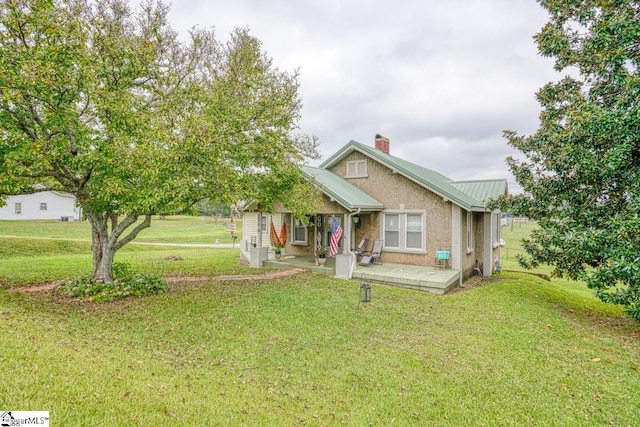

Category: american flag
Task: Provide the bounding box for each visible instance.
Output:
[329,217,343,257]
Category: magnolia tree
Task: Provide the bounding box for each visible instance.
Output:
[497,0,640,319]
[0,0,318,283]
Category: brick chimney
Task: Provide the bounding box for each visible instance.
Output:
[375,134,390,154]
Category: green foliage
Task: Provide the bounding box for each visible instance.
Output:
[0,0,319,282]
[498,1,640,320]
[59,262,167,302]
[196,199,230,216]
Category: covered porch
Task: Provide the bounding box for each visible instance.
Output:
[263,254,461,295]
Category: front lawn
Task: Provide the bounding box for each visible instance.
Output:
[1,218,639,425]
[1,271,639,426]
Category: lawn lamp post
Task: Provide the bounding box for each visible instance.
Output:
[360,275,371,303]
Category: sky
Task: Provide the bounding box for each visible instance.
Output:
[155,0,562,192]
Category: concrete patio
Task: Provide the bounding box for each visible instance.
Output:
[263,254,461,294]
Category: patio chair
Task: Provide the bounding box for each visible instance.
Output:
[360,239,383,265]
[352,238,370,261]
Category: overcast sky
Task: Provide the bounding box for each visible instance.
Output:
[156,0,561,192]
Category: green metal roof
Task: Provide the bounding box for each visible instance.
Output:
[450,179,508,203]
[301,165,384,212]
[320,140,506,211]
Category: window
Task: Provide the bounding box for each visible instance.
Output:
[40,202,47,211]
[384,214,399,248]
[261,216,267,232]
[345,160,367,178]
[466,212,473,252]
[382,211,425,251]
[406,214,423,249]
[292,218,308,244]
[15,203,21,214]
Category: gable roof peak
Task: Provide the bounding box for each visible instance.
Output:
[320,139,506,211]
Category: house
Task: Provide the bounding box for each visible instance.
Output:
[0,188,81,221]
[241,135,507,293]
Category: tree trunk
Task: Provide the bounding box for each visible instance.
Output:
[86,210,152,284]
[93,239,115,283]
[91,223,115,283]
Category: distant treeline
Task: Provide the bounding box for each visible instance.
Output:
[196,199,231,217]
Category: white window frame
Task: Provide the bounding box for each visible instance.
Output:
[382,210,426,253]
[345,159,367,178]
[40,202,47,211]
[261,215,267,232]
[15,203,21,214]
[292,218,308,245]
[466,212,473,253]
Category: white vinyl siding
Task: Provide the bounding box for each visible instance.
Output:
[241,212,259,248]
[0,191,79,220]
[382,211,425,252]
[345,160,367,178]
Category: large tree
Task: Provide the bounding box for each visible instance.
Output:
[0,0,318,283]
[500,0,640,319]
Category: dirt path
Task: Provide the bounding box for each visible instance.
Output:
[13,268,309,293]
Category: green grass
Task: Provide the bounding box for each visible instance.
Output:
[0,215,242,244]
[1,273,639,426]
[0,241,255,288]
[0,216,248,288]
[500,219,551,273]
[1,218,639,425]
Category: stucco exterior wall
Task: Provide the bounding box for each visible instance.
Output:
[330,151,452,267]
[278,196,349,257]
[459,212,484,277]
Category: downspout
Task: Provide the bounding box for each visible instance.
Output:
[346,208,361,279]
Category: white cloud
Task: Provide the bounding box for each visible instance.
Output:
[138,0,562,191]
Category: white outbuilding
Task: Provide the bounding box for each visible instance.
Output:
[0,189,81,221]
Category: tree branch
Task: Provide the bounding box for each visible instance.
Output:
[113,214,152,251]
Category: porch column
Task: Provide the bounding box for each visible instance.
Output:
[342,213,349,255]
[335,212,355,279]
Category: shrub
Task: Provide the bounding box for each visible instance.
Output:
[60,262,168,302]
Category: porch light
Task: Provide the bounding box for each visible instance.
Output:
[354,214,361,229]
[360,276,371,303]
